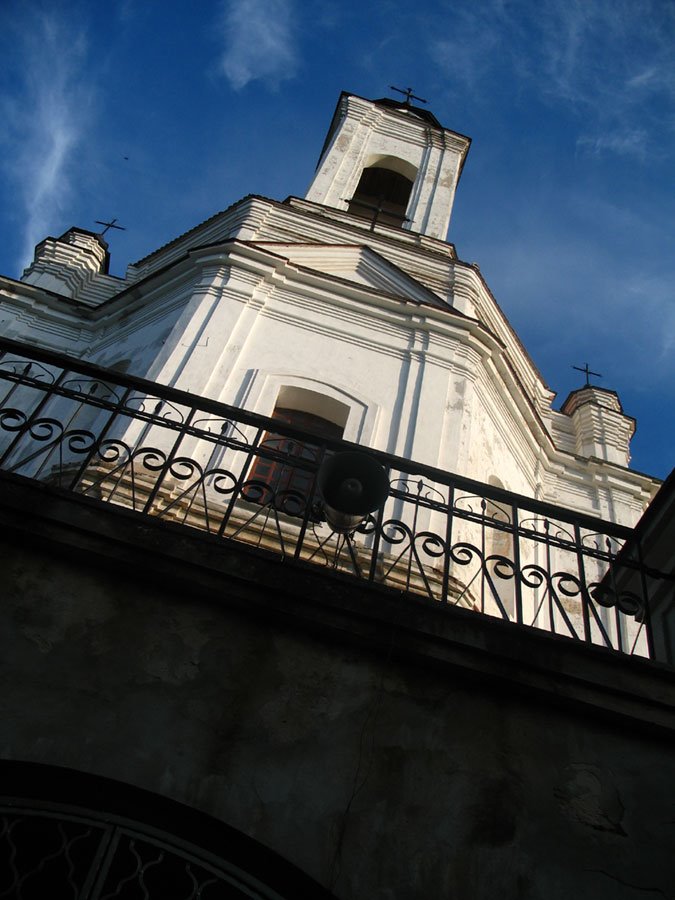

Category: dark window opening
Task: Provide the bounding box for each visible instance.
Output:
[245,408,344,514]
[347,166,414,228]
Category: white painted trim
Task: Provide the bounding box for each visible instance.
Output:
[243,370,379,446]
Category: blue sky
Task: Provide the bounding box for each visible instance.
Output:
[0,0,673,480]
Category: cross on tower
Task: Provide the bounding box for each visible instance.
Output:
[573,362,602,386]
[389,85,428,106]
[95,218,126,236]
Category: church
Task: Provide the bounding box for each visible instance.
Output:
[1,91,673,899]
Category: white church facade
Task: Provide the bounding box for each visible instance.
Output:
[2,91,675,900]
[2,88,658,653]
[1,92,657,527]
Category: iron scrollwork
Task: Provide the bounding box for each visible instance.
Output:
[0,337,659,658]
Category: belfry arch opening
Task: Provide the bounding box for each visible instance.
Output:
[347,155,417,228]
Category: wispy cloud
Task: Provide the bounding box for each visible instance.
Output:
[538,1,674,96]
[0,8,94,271]
[429,4,506,92]
[576,128,649,161]
[535,0,675,155]
[429,0,675,160]
[218,0,298,90]
[622,272,675,371]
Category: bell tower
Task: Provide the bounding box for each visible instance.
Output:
[305,91,471,240]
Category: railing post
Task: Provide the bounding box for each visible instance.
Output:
[367,481,387,584]
[636,538,655,660]
[66,385,135,493]
[0,364,68,472]
[0,360,31,409]
[574,522,594,646]
[511,505,523,625]
[441,482,455,605]
[293,441,326,561]
[141,406,198,516]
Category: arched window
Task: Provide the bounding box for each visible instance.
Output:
[348,166,414,228]
[246,405,345,512]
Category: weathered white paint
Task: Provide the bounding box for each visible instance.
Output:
[0,93,659,527]
[306,93,471,240]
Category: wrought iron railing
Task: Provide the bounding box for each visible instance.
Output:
[0,337,662,658]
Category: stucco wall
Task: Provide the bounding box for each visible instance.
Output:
[2,199,657,527]
[1,479,674,900]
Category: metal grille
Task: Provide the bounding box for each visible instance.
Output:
[0,337,665,658]
[0,804,281,900]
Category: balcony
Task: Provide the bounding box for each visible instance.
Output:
[0,337,671,662]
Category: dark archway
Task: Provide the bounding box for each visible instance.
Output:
[0,760,336,900]
[348,166,414,227]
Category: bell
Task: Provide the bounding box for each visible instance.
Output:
[317,450,390,532]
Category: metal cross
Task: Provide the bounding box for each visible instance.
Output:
[389,85,428,106]
[573,362,602,386]
[95,218,126,236]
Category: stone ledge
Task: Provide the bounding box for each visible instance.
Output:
[2,471,674,736]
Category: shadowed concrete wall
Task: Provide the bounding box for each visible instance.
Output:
[1,474,674,899]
